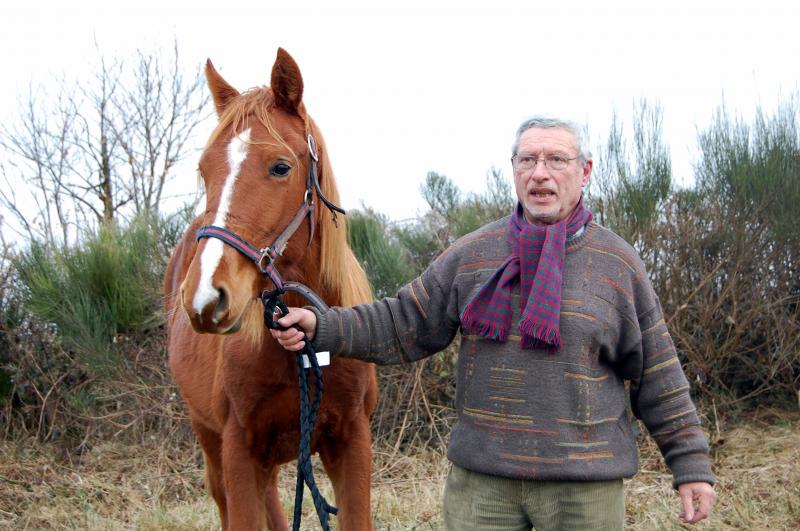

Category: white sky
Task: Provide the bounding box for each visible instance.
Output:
[1,0,798,224]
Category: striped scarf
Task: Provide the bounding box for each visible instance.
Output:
[460,198,593,350]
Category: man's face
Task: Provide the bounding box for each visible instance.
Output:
[512,127,592,225]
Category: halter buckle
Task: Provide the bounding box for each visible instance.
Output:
[258,248,277,273]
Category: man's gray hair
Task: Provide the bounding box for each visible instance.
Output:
[512,116,592,163]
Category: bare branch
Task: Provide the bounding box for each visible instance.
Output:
[0,39,209,247]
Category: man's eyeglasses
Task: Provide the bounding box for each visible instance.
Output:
[511,153,578,172]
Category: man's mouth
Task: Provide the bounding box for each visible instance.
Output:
[530,189,556,199]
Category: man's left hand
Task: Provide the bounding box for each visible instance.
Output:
[678,481,716,525]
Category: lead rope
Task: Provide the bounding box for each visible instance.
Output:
[262,289,338,531]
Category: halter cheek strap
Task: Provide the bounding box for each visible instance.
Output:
[306,134,345,225]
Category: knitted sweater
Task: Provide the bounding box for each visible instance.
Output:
[312,218,715,487]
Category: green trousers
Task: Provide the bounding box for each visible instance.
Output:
[443,464,625,531]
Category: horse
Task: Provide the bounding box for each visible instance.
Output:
[163,48,377,531]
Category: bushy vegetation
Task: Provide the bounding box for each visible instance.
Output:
[0,213,191,443]
[13,219,162,371]
[347,209,415,299]
[0,96,797,473]
[589,99,799,408]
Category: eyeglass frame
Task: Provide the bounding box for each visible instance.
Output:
[511,153,580,172]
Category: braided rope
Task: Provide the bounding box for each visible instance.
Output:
[262,290,338,531]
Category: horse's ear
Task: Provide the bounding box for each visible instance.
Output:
[206,59,240,117]
[270,48,304,114]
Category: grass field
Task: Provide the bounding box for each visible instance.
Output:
[1,409,797,530]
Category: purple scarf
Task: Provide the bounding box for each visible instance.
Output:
[460,198,593,350]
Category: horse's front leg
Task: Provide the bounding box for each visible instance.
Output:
[193,421,229,530]
[319,416,374,531]
[262,465,289,531]
[222,418,267,530]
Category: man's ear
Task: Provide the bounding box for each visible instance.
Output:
[581,159,593,187]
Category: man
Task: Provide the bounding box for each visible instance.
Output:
[272,117,716,530]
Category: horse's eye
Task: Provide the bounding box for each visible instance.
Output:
[270,162,292,177]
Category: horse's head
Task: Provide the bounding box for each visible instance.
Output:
[180,49,352,339]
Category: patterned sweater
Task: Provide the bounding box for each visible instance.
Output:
[312,219,715,487]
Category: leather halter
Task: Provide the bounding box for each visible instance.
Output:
[195,134,345,311]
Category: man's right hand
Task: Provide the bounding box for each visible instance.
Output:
[269,307,317,351]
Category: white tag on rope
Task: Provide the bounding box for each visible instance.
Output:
[302,351,330,368]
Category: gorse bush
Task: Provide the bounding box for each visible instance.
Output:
[13,215,168,373]
[676,100,800,405]
[590,98,800,407]
[589,101,673,250]
[451,168,516,239]
[347,210,415,299]
[392,169,516,279]
[420,169,515,243]
[350,169,514,297]
[0,241,20,404]
[696,98,800,244]
[2,212,189,442]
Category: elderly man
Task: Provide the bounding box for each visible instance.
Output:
[273,116,716,530]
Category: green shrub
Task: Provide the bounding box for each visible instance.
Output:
[591,97,799,407]
[394,169,515,276]
[695,99,800,244]
[13,216,168,373]
[589,101,673,249]
[347,210,415,298]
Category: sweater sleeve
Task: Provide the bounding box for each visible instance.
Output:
[310,247,463,365]
[619,297,716,489]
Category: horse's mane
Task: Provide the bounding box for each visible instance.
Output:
[205,87,372,345]
[306,116,373,308]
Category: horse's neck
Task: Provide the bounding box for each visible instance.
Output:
[281,240,342,306]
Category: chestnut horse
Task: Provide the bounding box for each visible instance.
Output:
[164,49,377,530]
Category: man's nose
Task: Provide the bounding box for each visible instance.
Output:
[530,161,551,179]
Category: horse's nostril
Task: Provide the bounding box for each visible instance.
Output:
[213,288,229,323]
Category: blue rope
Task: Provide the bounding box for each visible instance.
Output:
[262,291,338,531]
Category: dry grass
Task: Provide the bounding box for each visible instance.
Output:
[0,409,797,530]
[625,408,800,530]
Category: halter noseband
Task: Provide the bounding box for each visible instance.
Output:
[194,133,345,310]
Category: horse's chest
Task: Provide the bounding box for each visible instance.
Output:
[237,389,337,467]
[221,348,344,466]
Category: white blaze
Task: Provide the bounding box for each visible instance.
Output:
[193,128,251,316]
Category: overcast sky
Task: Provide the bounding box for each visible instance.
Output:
[1,0,798,224]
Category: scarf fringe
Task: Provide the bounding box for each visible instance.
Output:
[460,312,509,342]
[519,317,562,350]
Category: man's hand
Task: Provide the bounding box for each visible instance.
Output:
[269,307,318,351]
[678,481,716,525]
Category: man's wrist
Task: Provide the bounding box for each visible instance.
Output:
[306,306,330,351]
